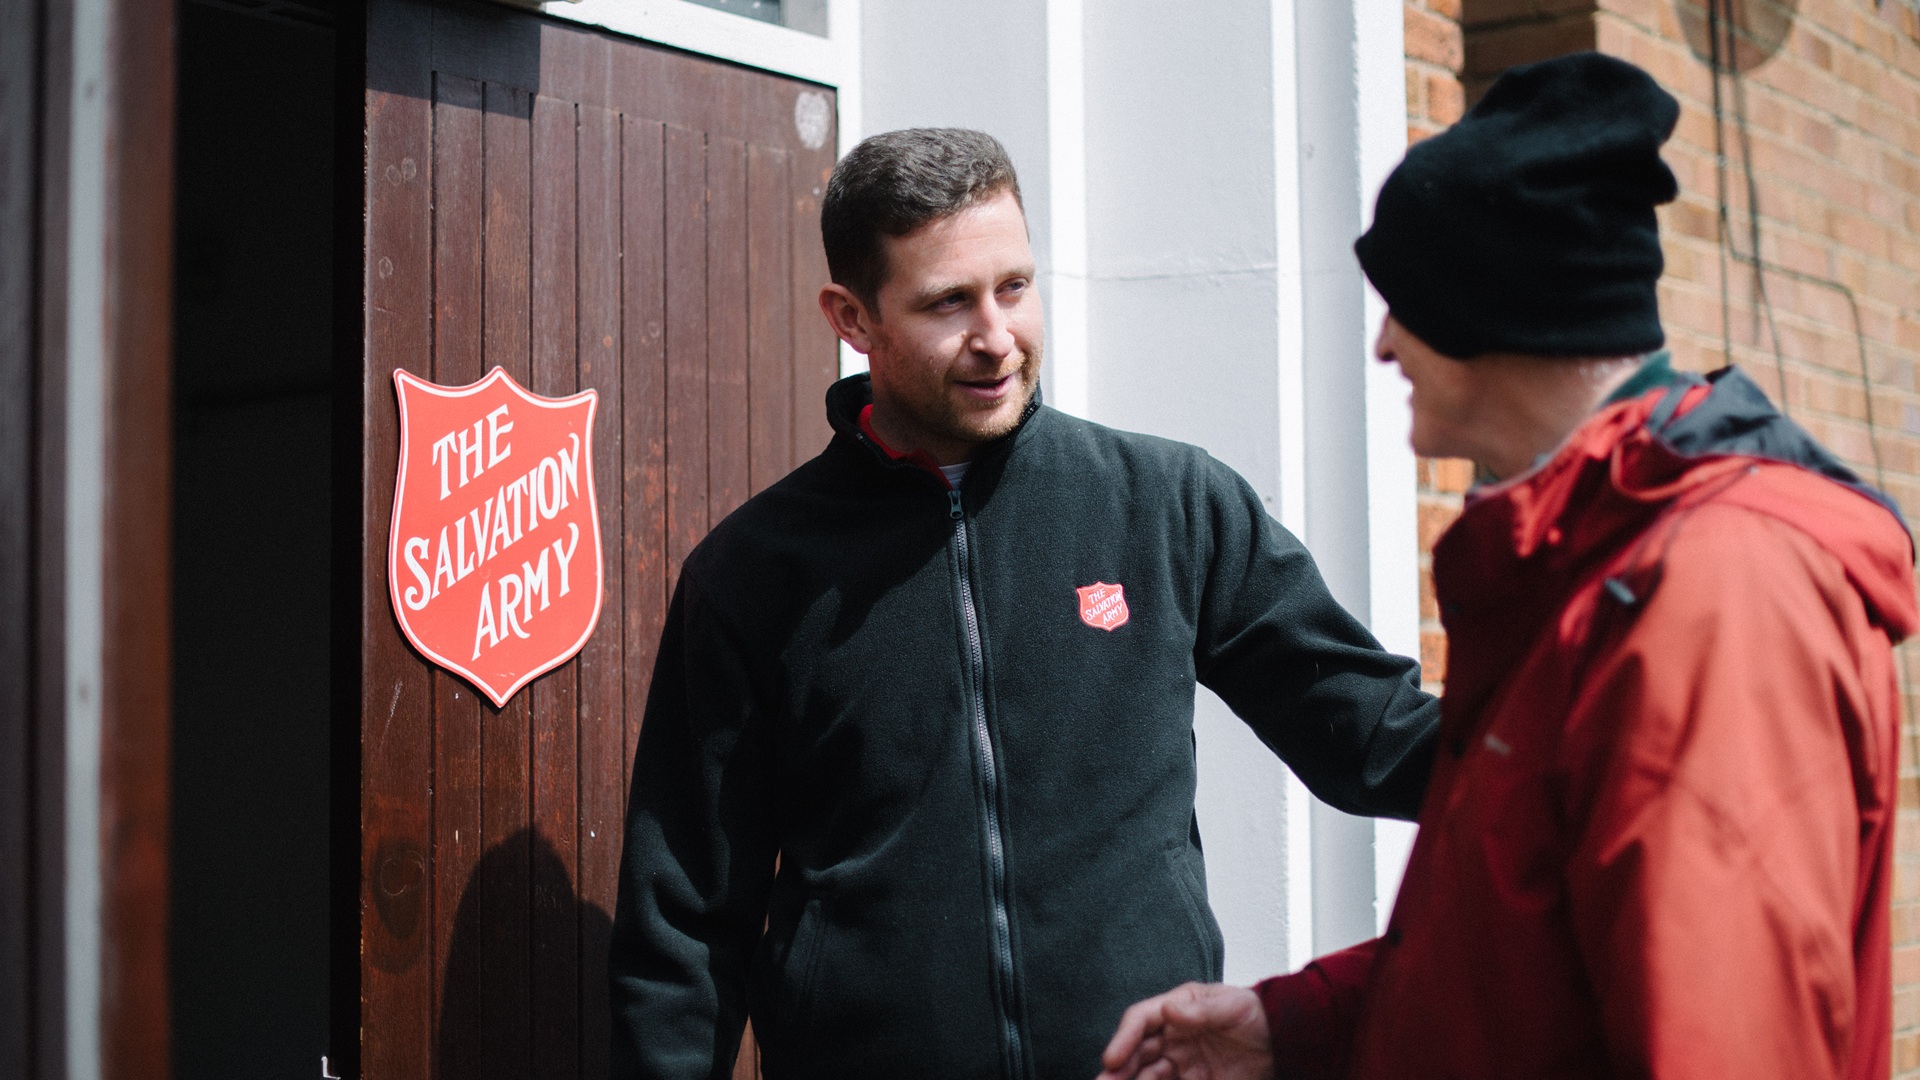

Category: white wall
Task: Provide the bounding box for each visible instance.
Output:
[1294,0,1422,951]
[856,0,1422,983]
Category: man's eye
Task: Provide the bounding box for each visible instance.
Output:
[1000,279,1028,296]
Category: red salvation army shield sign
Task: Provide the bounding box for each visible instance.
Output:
[1077,582,1129,631]
[389,367,603,706]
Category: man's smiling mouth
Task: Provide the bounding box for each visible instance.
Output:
[956,373,1016,399]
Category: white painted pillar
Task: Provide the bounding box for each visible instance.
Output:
[1077,0,1298,984]
[1294,0,1420,952]
[1269,0,1317,974]
[1356,0,1423,939]
[1044,0,1089,418]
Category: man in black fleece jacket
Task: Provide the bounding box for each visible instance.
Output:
[609,128,1438,1080]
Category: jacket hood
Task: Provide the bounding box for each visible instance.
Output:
[1437,365,1917,648]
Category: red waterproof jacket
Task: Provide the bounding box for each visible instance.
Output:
[1259,367,1917,1080]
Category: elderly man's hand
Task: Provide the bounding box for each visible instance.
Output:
[1093,982,1275,1080]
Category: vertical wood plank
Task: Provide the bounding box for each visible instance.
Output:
[789,132,837,464]
[534,4,612,115]
[428,69,485,1080]
[701,93,760,1080]
[707,135,750,521]
[479,77,534,1080]
[529,90,582,1080]
[746,145,793,494]
[620,116,667,793]
[574,101,624,1080]
[664,125,709,583]
[362,5,437,1080]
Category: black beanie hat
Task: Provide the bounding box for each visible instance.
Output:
[1354,51,1680,359]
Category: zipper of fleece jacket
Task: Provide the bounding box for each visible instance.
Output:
[949,487,1028,1080]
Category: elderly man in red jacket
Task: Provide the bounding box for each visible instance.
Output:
[1096,51,1916,1080]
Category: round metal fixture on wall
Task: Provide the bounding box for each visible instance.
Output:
[1675,0,1798,72]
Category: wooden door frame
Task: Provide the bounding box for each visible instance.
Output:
[0,0,176,1077]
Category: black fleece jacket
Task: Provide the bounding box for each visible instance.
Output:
[610,375,1438,1080]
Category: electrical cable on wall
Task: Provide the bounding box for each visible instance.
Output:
[1705,0,1790,414]
[1700,0,1912,722]
[1702,0,1887,492]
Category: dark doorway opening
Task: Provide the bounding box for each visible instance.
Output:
[170,1,339,1075]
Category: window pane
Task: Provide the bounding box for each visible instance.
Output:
[683,0,827,37]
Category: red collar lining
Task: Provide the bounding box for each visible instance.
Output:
[858,404,953,488]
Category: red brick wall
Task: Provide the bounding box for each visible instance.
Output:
[1405,0,1472,695]
[1408,0,1469,143]
[1415,1,1920,1073]
[1461,1,1601,101]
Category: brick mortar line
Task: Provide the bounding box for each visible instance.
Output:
[1657,84,1920,177]
[1660,274,1920,315]
[1661,266,1920,311]
[1662,189,1920,240]
[1659,164,1920,233]
[1663,280,1920,323]
[1460,9,1599,36]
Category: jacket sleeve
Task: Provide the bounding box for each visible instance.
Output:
[1563,506,1886,1080]
[609,568,778,1080]
[1255,940,1379,1080]
[1192,458,1439,819]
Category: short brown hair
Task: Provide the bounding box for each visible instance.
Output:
[821,128,1023,310]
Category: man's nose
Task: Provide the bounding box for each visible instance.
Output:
[967,300,1017,359]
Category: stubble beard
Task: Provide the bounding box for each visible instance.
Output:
[942,344,1042,449]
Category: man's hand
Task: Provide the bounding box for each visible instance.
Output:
[1094,982,1275,1080]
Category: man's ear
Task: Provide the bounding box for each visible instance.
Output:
[819,284,876,355]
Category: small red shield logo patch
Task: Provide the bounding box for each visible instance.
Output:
[1076,582,1130,632]
[389,367,603,707]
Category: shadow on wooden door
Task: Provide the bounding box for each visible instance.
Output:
[436,828,614,1080]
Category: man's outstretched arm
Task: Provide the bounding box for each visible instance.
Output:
[1095,942,1377,1080]
[1193,459,1438,820]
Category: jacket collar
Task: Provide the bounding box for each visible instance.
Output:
[823,372,1045,490]
[1433,364,1916,725]
[1445,363,1908,583]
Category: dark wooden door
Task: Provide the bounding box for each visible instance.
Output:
[354,3,837,1077]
